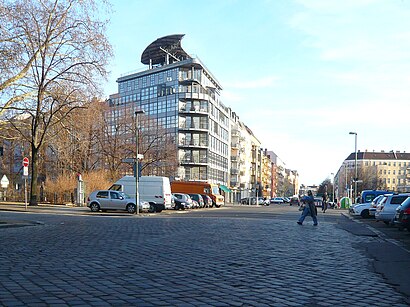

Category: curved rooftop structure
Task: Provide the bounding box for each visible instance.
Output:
[141,34,191,66]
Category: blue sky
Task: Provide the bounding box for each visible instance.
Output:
[103,0,410,185]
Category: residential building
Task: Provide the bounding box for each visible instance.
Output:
[335,150,410,200]
[107,34,230,184]
[260,149,273,198]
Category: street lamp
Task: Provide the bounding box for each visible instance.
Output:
[135,110,145,214]
[349,132,358,203]
[331,172,335,203]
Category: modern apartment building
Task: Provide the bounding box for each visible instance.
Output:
[107,34,229,184]
[335,150,410,199]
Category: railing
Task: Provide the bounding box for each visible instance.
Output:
[178,141,208,147]
[178,123,209,130]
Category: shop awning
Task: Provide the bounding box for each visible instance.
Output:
[220,185,231,193]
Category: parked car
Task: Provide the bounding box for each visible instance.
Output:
[87,190,150,213]
[290,197,300,206]
[313,197,323,207]
[172,195,189,210]
[283,197,290,203]
[240,197,257,205]
[189,194,205,208]
[375,193,410,225]
[369,194,390,217]
[350,195,385,218]
[394,197,410,231]
[172,193,194,209]
[270,197,284,204]
[201,194,213,208]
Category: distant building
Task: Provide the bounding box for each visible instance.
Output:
[335,150,410,199]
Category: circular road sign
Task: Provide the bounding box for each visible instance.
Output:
[23,157,29,167]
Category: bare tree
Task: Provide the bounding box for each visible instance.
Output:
[1,0,112,205]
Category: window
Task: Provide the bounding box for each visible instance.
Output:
[110,191,120,199]
[96,191,109,198]
[391,196,409,205]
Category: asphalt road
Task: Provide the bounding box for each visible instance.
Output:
[0,203,409,306]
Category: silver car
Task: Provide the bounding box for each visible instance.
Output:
[375,194,410,225]
[87,190,150,213]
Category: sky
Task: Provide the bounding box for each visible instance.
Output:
[102,0,410,186]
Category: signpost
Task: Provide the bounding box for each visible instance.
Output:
[22,157,29,210]
[1,175,9,202]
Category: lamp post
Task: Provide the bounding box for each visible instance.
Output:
[331,172,335,203]
[349,132,358,203]
[135,110,145,215]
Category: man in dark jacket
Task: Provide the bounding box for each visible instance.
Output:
[297,190,318,226]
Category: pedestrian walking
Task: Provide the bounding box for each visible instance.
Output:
[322,192,328,213]
[297,190,318,226]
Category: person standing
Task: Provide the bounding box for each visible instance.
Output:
[297,190,318,226]
[322,192,328,213]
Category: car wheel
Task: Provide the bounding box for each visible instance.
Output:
[149,203,156,213]
[174,204,179,210]
[90,202,100,212]
[360,210,370,219]
[126,203,136,213]
[383,221,390,225]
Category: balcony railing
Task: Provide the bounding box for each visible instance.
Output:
[179,106,208,114]
[178,123,209,130]
[231,168,239,175]
[181,159,208,165]
[178,140,208,147]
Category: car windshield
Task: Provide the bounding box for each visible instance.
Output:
[120,192,131,199]
[212,186,220,195]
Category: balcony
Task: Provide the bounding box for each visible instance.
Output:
[178,140,208,148]
[179,106,208,115]
[231,129,240,137]
[178,123,209,131]
[180,158,208,166]
[231,168,239,175]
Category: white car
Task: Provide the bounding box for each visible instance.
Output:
[375,194,410,225]
[270,197,284,204]
[349,195,384,218]
[350,202,374,218]
[87,190,150,213]
[369,194,390,217]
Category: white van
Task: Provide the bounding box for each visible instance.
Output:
[109,176,173,212]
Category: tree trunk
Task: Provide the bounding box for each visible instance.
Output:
[29,144,39,206]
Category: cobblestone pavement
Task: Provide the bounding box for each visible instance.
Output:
[0,208,409,306]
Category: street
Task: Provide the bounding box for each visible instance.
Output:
[0,204,409,306]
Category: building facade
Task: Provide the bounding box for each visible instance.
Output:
[108,34,229,184]
[335,150,410,199]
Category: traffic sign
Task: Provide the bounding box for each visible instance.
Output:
[23,157,29,167]
[1,175,9,188]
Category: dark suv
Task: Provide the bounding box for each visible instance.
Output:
[394,197,410,231]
